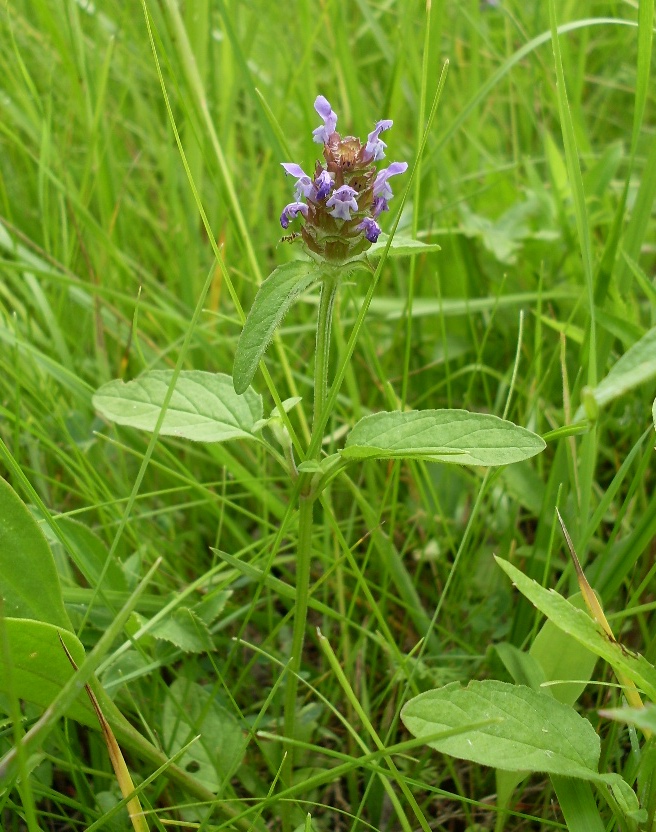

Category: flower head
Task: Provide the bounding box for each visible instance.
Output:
[278,96,407,262]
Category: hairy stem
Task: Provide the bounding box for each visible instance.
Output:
[312,274,339,434]
[281,273,339,829]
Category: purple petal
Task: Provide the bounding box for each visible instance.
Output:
[312,95,338,144]
[372,197,389,217]
[281,163,307,178]
[314,95,333,119]
[281,162,313,199]
[373,161,408,200]
[386,161,408,177]
[364,119,393,161]
[314,170,333,200]
[326,185,359,220]
[280,201,308,229]
[357,217,382,242]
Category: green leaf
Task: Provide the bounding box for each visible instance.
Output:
[93,371,263,443]
[0,618,95,727]
[0,477,71,630]
[401,680,600,778]
[366,233,441,258]
[495,558,656,701]
[530,594,598,707]
[233,261,322,394]
[342,410,546,466]
[575,326,656,420]
[162,679,247,792]
[494,642,546,691]
[550,776,607,832]
[145,608,213,653]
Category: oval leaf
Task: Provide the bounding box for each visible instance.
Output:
[342,410,546,466]
[0,477,71,630]
[0,618,95,727]
[402,680,600,779]
[93,370,262,443]
[233,261,322,394]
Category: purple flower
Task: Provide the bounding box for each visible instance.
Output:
[280,201,308,229]
[364,119,393,161]
[312,95,338,144]
[357,217,382,243]
[314,170,333,200]
[281,163,314,199]
[326,185,359,221]
[372,161,408,215]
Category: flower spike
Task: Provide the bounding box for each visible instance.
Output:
[277,96,407,261]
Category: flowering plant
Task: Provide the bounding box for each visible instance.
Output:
[92,93,545,824]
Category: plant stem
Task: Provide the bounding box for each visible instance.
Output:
[312,273,339,434]
[281,273,339,828]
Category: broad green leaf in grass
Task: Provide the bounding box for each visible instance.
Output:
[0,618,95,728]
[0,477,71,631]
[162,679,246,793]
[233,261,323,394]
[402,680,600,778]
[530,593,598,707]
[496,558,656,702]
[341,410,546,466]
[366,233,441,258]
[402,680,644,822]
[93,371,262,443]
[574,327,656,420]
[140,607,213,654]
[495,596,599,826]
